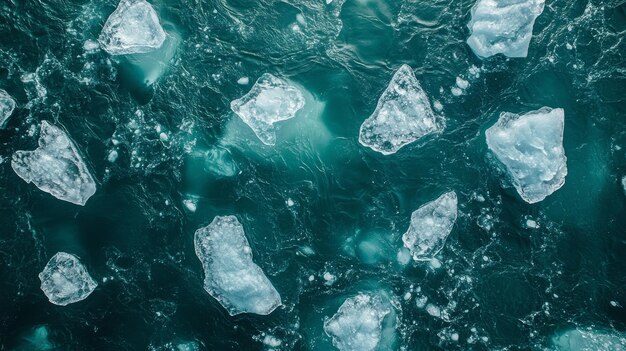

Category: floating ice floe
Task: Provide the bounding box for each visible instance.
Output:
[486,107,567,204]
[467,0,545,58]
[194,216,281,315]
[324,293,394,351]
[359,65,443,155]
[98,0,166,55]
[621,175,626,195]
[402,191,458,261]
[39,252,98,306]
[552,328,626,351]
[11,121,97,206]
[0,89,16,128]
[230,74,305,146]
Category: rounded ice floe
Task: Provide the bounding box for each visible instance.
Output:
[486,107,567,204]
[0,89,16,128]
[467,0,545,58]
[194,216,282,315]
[551,327,626,351]
[230,74,305,146]
[402,191,458,261]
[11,121,97,206]
[39,252,98,306]
[98,0,167,55]
[359,64,443,155]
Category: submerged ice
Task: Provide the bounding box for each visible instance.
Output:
[11,121,96,206]
[359,65,443,155]
[0,89,16,128]
[39,252,98,306]
[467,0,546,58]
[486,107,567,204]
[402,191,458,261]
[99,0,166,55]
[194,216,281,315]
[552,328,626,351]
[230,74,305,146]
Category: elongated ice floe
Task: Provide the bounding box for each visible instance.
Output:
[194,216,281,315]
[0,89,16,128]
[230,74,305,146]
[11,121,97,205]
[486,107,567,203]
[99,0,166,55]
[402,191,458,261]
[552,328,626,351]
[359,65,443,155]
[467,0,545,58]
[39,252,98,306]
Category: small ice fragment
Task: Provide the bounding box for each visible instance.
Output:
[451,333,459,341]
[39,252,98,306]
[237,77,250,85]
[526,219,539,228]
[286,198,295,207]
[456,77,469,90]
[194,216,281,315]
[359,65,443,155]
[308,275,315,282]
[0,89,16,128]
[402,191,458,261]
[430,258,442,269]
[296,14,305,25]
[263,335,282,348]
[159,132,168,141]
[83,40,99,52]
[183,199,197,212]
[107,150,119,163]
[11,121,97,206]
[323,272,336,285]
[486,107,567,203]
[425,304,441,317]
[451,87,463,96]
[396,248,411,265]
[415,295,428,309]
[433,100,443,112]
[230,74,305,146]
[621,176,626,195]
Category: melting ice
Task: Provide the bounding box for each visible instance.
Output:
[551,328,626,351]
[0,89,16,128]
[39,252,98,306]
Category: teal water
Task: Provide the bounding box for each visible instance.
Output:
[0,0,625,350]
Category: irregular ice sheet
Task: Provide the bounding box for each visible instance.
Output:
[359,65,443,155]
[467,0,546,58]
[194,216,281,315]
[486,107,567,203]
[99,0,166,55]
[0,89,16,128]
[402,191,458,261]
[324,293,392,351]
[552,328,626,351]
[11,121,97,205]
[39,252,98,306]
[230,74,305,146]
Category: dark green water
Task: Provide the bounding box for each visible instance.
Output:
[0,0,625,350]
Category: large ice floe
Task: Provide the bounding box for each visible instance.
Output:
[402,191,458,261]
[0,89,16,128]
[98,0,166,55]
[194,216,281,315]
[230,74,305,146]
[324,292,395,351]
[466,0,546,58]
[486,107,567,204]
[11,121,97,206]
[39,252,98,306]
[359,65,443,155]
[551,328,626,351]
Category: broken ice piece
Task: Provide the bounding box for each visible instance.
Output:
[0,89,16,128]
[11,121,97,206]
[194,216,281,315]
[402,191,458,261]
[98,0,167,55]
[359,65,443,155]
[39,252,98,306]
[486,107,567,204]
[230,74,305,146]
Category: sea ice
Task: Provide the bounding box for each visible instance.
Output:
[402,191,458,261]
[230,74,305,146]
[98,0,166,55]
[39,252,98,306]
[194,216,281,315]
[11,121,97,206]
[552,328,626,351]
[467,0,546,58]
[0,89,16,128]
[359,65,443,155]
[485,107,567,203]
[622,175,625,195]
[324,293,394,351]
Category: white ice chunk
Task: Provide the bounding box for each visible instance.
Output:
[467,0,545,58]
[486,107,567,203]
[552,328,626,351]
[230,74,305,146]
[98,0,166,55]
[359,65,443,155]
[402,191,458,261]
[622,175,626,195]
[0,89,16,128]
[324,293,392,351]
[39,252,98,306]
[11,121,97,206]
[194,215,281,315]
